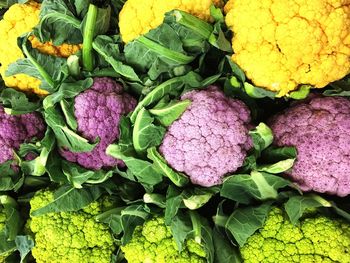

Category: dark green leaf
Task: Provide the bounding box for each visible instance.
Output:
[165,186,184,225]
[244,82,276,99]
[0,88,41,115]
[15,236,34,263]
[213,228,242,263]
[224,202,273,247]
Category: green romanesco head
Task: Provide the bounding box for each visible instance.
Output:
[241,207,350,263]
[28,189,116,263]
[121,216,207,263]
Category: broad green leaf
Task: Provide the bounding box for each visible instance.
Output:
[289,85,311,100]
[143,193,166,208]
[147,147,189,187]
[224,203,273,247]
[213,228,242,263]
[244,82,276,99]
[262,146,297,163]
[133,108,166,154]
[249,123,274,154]
[15,236,34,263]
[31,184,103,216]
[149,99,191,126]
[0,88,41,115]
[221,172,291,204]
[44,106,98,153]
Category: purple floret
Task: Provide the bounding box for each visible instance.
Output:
[0,106,45,164]
[159,86,252,187]
[269,96,350,197]
[59,77,137,170]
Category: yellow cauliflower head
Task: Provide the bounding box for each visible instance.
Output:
[119,0,224,43]
[225,0,350,96]
[0,1,81,95]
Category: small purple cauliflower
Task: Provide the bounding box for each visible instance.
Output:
[269,96,350,197]
[159,86,252,187]
[60,77,137,170]
[0,105,45,164]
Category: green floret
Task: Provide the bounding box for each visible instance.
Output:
[121,217,207,263]
[28,189,116,263]
[241,207,350,263]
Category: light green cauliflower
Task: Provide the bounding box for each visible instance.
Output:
[28,190,116,263]
[241,207,350,263]
[121,216,207,263]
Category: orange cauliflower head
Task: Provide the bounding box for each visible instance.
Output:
[225,0,350,96]
[0,1,81,95]
[119,0,224,43]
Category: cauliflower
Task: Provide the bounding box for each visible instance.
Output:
[269,96,350,197]
[0,2,81,95]
[29,189,115,263]
[119,0,224,43]
[0,104,45,164]
[59,77,137,170]
[121,216,207,263]
[159,86,252,187]
[241,207,350,262]
[224,0,350,96]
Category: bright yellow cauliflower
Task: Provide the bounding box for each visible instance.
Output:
[225,0,350,96]
[0,2,81,95]
[119,0,224,43]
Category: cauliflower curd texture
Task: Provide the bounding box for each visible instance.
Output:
[241,207,350,262]
[29,190,115,263]
[225,0,350,95]
[121,217,207,263]
[0,2,81,95]
[119,0,224,43]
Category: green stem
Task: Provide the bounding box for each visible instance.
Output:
[173,10,213,39]
[189,211,202,244]
[22,41,54,89]
[136,36,195,64]
[83,4,98,71]
[213,215,228,228]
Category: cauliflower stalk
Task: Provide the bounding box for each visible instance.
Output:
[0,104,45,164]
[0,2,81,95]
[241,207,350,262]
[119,0,224,43]
[269,96,350,196]
[224,0,350,95]
[29,189,115,263]
[159,86,252,187]
[59,77,137,170]
[121,216,207,263]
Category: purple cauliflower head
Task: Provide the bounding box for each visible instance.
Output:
[159,86,252,187]
[0,105,45,164]
[60,77,137,170]
[269,96,350,197]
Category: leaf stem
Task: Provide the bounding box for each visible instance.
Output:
[83,4,98,71]
[22,40,54,89]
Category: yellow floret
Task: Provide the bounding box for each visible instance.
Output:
[0,1,81,95]
[225,0,350,96]
[119,0,224,43]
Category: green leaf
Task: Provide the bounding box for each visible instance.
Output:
[92,35,141,81]
[15,236,34,263]
[165,186,184,224]
[244,82,276,99]
[31,184,103,216]
[130,77,185,123]
[43,78,93,109]
[133,108,166,154]
[60,99,78,131]
[34,0,83,45]
[227,58,245,83]
[221,172,291,204]
[257,158,295,174]
[183,187,219,210]
[249,123,274,155]
[44,106,98,153]
[224,202,273,247]
[149,99,191,126]
[284,194,332,225]
[147,147,189,187]
[143,193,166,208]
[213,228,242,263]
[170,211,193,251]
[261,146,297,163]
[106,145,163,187]
[0,88,41,115]
[62,161,114,188]
[0,162,21,191]
[289,85,311,100]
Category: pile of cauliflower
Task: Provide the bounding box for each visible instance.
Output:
[1,0,350,263]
